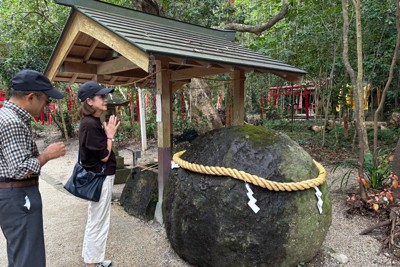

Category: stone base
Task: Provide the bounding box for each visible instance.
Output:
[120,167,158,221]
[114,168,132,184]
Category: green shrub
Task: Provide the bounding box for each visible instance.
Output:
[363,150,392,189]
[146,116,157,139]
[53,111,77,138]
[174,119,195,133]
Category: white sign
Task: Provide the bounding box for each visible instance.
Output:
[156,94,162,122]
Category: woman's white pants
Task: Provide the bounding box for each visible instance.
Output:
[82,175,115,263]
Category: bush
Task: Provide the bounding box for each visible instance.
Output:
[53,111,77,138]
[363,150,392,189]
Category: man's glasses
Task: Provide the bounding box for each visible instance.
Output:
[34,93,51,105]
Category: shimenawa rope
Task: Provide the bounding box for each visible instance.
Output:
[172,150,326,192]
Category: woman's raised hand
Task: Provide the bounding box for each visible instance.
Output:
[103,115,121,139]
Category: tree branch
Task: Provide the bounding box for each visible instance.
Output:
[223,0,289,35]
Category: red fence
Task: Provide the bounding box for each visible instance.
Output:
[267,84,315,120]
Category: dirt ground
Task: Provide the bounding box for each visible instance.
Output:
[0,131,399,267]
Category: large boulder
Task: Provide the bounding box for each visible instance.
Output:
[163,125,332,267]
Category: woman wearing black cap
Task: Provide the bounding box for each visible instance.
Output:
[77,81,120,267]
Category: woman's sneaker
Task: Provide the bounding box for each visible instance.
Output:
[97,260,112,267]
[82,260,112,267]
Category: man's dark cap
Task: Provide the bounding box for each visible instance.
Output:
[11,69,64,99]
[78,81,114,102]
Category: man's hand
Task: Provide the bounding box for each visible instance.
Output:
[37,142,66,166]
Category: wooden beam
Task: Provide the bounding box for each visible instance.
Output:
[70,73,79,84]
[45,12,81,81]
[53,77,128,84]
[64,56,104,64]
[154,55,228,70]
[231,69,245,126]
[172,81,190,93]
[96,75,105,83]
[270,70,304,84]
[83,40,99,62]
[109,76,118,84]
[78,13,149,71]
[64,56,84,63]
[97,57,139,75]
[169,58,202,67]
[111,69,148,78]
[171,66,229,81]
[62,61,97,74]
[72,43,110,53]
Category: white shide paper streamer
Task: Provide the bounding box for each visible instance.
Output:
[245,183,260,214]
[314,186,323,214]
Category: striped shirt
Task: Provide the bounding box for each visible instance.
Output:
[0,101,40,180]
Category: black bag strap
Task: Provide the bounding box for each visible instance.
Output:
[78,151,107,174]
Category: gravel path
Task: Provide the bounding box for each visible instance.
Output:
[0,134,398,266]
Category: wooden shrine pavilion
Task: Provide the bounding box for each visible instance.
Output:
[45,0,306,222]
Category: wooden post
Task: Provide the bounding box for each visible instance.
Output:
[135,91,140,122]
[154,60,171,224]
[305,87,309,120]
[231,70,245,126]
[138,88,147,151]
[225,88,232,128]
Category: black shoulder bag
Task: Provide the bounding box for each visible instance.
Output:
[64,153,107,202]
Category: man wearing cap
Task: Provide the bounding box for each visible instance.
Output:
[0,69,66,267]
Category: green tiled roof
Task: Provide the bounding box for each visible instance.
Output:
[55,0,306,77]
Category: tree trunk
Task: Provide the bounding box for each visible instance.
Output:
[188,79,223,132]
[342,89,349,137]
[373,0,400,157]
[322,45,338,146]
[355,0,369,153]
[341,0,367,200]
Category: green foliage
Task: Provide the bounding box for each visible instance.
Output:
[367,126,400,147]
[115,120,136,145]
[146,116,157,139]
[0,0,69,85]
[161,0,231,27]
[331,149,393,191]
[364,150,392,189]
[31,120,45,138]
[330,159,358,190]
[53,111,77,139]
[173,119,195,133]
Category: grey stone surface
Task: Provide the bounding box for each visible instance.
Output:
[120,167,158,221]
[164,125,332,267]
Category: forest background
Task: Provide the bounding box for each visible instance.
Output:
[1,0,400,228]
